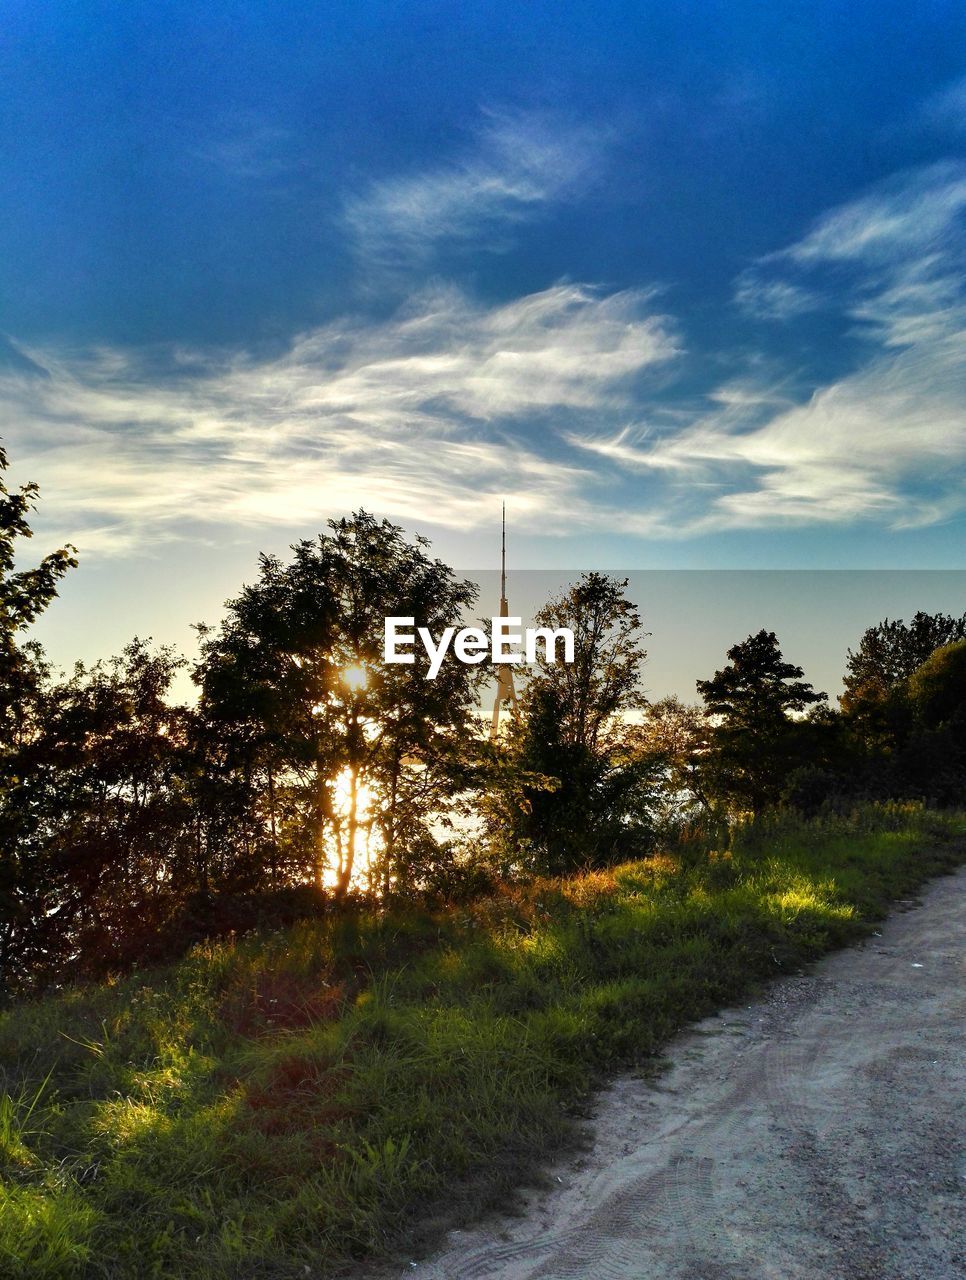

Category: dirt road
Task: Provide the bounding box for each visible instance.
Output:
[404,867,965,1280]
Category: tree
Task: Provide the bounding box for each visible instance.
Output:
[527,572,648,753]
[487,573,655,874]
[842,611,966,708]
[0,443,77,994]
[907,639,966,732]
[10,642,194,983]
[635,696,713,831]
[697,630,826,816]
[889,640,966,804]
[0,442,77,745]
[838,612,966,770]
[195,512,481,899]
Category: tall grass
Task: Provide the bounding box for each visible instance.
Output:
[0,803,963,1278]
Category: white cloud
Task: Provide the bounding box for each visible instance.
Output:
[578,163,966,533]
[0,284,677,555]
[6,156,965,556]
[343,110,606,268]
[584,334,964,531]
[733,275,821,321]
[780,161,966,266]
[734,162,966,328]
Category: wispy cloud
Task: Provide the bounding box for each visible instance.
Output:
[734,161,966,322]
[190,111,300,183]
[733,275,821,321]
[0,285,677,554]
[754,161,966,357]
[576,162,966,533]
[576,334,964,531]
[343,109,607,269]
[780,161,966,266]
[6,152,964,556]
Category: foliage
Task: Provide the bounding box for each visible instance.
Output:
[697,630,826,815]
[842,609,966,708]
[522,572,649,753]
[634,695,713,833]
[2,424,966,1008]
[0,442,77,701]
[3,642,210,989]
[0,444,78,997]
[195,512,482,899]
[483,573,655,874]
[826,634,966,807]
[2,431,966,1275]
[834,612,966,774]
[906,639,966,731]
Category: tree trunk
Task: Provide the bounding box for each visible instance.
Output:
[313,759,329,893]
[336,764,359,897]
[267,765,278,889]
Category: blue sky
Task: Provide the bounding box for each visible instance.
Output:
[1,1,965,682]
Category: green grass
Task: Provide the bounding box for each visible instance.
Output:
[1,803,963,1278]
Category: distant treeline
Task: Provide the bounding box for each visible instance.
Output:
[2,444,966,996]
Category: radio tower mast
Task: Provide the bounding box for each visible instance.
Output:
[489,502,519,741]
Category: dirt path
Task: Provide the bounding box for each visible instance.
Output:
[402,867,965,1280]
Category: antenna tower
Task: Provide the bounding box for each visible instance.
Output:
[489,502,519,740]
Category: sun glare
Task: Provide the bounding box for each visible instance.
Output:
[320,765,380,892]
[332,766,373,815]
[340,664,369,693]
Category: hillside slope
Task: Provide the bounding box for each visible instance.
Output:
[1,805,963,1279]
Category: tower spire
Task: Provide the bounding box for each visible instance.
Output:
[500,501,507,604]
[490,501,519,741]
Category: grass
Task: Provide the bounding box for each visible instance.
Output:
[1,802,963,1278]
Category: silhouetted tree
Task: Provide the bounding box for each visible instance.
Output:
[842,611,966,709]
[0,443,77,994]
[697,630,826,816]
[195,513,481,898]
[907,639,966,732]
[16,642,194,979]
[487,574,656,874]
[885,640,966,804]
[8,417,966,995]
[835,614,966,795]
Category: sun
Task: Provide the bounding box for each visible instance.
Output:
[340,664,369,693]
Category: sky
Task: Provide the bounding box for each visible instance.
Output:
[1,1,965,692]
